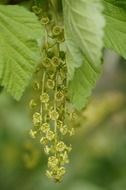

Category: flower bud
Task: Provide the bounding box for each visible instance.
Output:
[51,56,60,67]
[55,91,64,102]
[41,16,49,25]
[47,79,55,89]
[29,129,37,139]
[42,58,51,68]
[29,99,37,109]
[33,81,40,90]
[32,6,42,15]
[33,112,42,126]
[52,25,62,36]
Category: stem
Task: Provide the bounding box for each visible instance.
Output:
[40,71,46,124]
[54,71,58,156]
[40,24,48,123]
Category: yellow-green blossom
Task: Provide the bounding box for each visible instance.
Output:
[44,146,50,155]
[55,91,64,102]
[29,129,37,139]
[60,151,69,164]
[52,25,62,36]
[60,125,68,135]
[48,156,59,169]
[40,137,48,145]
[46,130,55,141]
[49,110,59,120]
[56,141,66,152]
[53,167,66,182]
[47,79,55,89]
[40,123,50,133]
[33,112,42,126]
[40,93,49,103]
[29,99,37,109]
[51,56,60,67]
[41,16,49,25]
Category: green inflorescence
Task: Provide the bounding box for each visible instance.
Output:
[29,5,75,182]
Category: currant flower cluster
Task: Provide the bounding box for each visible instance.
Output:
[29,6,75,182]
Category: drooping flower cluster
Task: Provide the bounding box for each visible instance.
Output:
[29,6,75,182]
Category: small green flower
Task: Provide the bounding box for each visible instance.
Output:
[32,6,42,15]
[40,93,49,103]
[55,91,64,102]
[29,129,37,139]
[46,130,55,141]
[47,79,55,89]
[40,123,50,133]
[54,167,66,182]
[40,137,48,145]
[49,110,59,120]
[57,120,63,128]
[48,156,59,169]
[57,166,66,177]
[56,141,66,152]
[42,58,51,68]
[51,56,60,67]
[33,112,42,126]
[60,125,68,135]
[41,16,49,25]
[29,99,37,109]
[60,151,69,164]
[57,120,63,129]
[52,25,62,36]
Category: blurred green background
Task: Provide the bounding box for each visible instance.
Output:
[0,50,126,190]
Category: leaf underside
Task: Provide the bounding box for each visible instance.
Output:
[63,0,105,110]
[0,5,43,100]
[103,0,126,59]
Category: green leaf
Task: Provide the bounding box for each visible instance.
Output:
[63,0,105,110]
[104,0,126,9]
[103,0,126,59]
[0,5,43,100]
